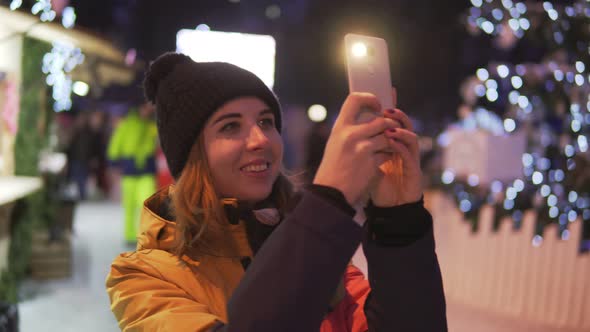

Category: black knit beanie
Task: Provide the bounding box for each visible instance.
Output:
[144,52,282,179]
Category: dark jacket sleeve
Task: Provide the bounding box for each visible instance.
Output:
[214,190,363,332]
[362,200,448,332]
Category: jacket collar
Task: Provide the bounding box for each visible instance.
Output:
[138,186,280,256]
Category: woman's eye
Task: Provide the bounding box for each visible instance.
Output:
[259,118,274,128]
[220,122,239,133]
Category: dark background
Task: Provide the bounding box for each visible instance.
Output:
[68,0,473,134]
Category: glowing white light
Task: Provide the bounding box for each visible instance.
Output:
[508,18,520,31]
[351,42,367,57]
[522,153,533,167]
[578,135,588,152]
[504,199,515,210]
[548,194,558,207]
[460,200,472,212]
[561,229,570,240]
[554,70,564,81]
[476,68,489,81]
[532,171,544,185]
[62,6,76,29]
[265,5,281,20]
[481,21,494,34]
[196,24,211,31]
[516,3,527,14]
[491,180,503,193]
[177,29,276,88]
[548,9,558,20]
[497,65,509,78]
[517,18,530,31]
[538,158,551,171]
[517,95,529,108]
[504,118,516,132]
[532,235,543,247]
[9,0,22,10]
[569,191,579,203]
[72,81,89,96]
[571,103,580,113]
[572,120,582,132]
[42,42,85,112]
[442,169,455,184]
[575,74,584,86]
[568,159,576,171]
[506,187,517,200]
[554,169,565,182]
[471,0,483,7]
[576,61,586,73]
[492,9,504,20]
[514,179,525,192]
[564,145,575,157]
[485,79,498,90]
[486,89,499,102]
[568,211,578,222]
[509,91,520,104]
[549,206,559,218]
[543,2,553,11]
[540,184,551,197]
[511,76,523,89]
[502,0,513,9]
[307,104,327,123]
[468,174,480,187]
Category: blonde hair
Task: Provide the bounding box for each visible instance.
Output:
[170,134,295,258]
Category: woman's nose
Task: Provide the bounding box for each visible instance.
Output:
[245,125,270,150]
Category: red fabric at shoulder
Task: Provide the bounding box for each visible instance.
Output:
[320,265,371,332]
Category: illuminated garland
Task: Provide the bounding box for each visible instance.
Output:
[9,0,83,111]
[442,0,590,245]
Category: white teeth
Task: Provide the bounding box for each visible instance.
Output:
[242,163,269,172]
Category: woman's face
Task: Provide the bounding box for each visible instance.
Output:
[203,97,283,203]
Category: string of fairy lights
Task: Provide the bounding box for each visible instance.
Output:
[9,0,82,111]
[442,0,590,246]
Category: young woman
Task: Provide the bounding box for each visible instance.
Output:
[106,52,447,331]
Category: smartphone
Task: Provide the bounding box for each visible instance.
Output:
[344,33,394,123]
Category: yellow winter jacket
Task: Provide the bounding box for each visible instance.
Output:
[106,187,371,331]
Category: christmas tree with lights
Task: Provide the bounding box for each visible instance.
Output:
[441,0,590,250]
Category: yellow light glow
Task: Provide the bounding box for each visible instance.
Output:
[351,42,367,57]
[72,81,89,96]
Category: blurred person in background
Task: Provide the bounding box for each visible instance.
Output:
[303,120,331,184]
[107,102,158,244]
[106,53,447,331]
[66,111,104,201]
[88,110,111,197]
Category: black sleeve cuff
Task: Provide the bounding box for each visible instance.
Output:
[363,196,432,247]
[306,184,356,217]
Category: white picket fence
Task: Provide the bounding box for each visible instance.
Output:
[426,191,590,329]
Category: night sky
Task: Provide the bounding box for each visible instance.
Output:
[70,0,472,134]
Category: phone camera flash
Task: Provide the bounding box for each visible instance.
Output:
[351,42,367,57]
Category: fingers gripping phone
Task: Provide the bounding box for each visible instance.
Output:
[344,33,394,123]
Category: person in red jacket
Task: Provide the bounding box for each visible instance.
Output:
[106,52,447,331]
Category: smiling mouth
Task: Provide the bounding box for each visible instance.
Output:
[240,162,270,172]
